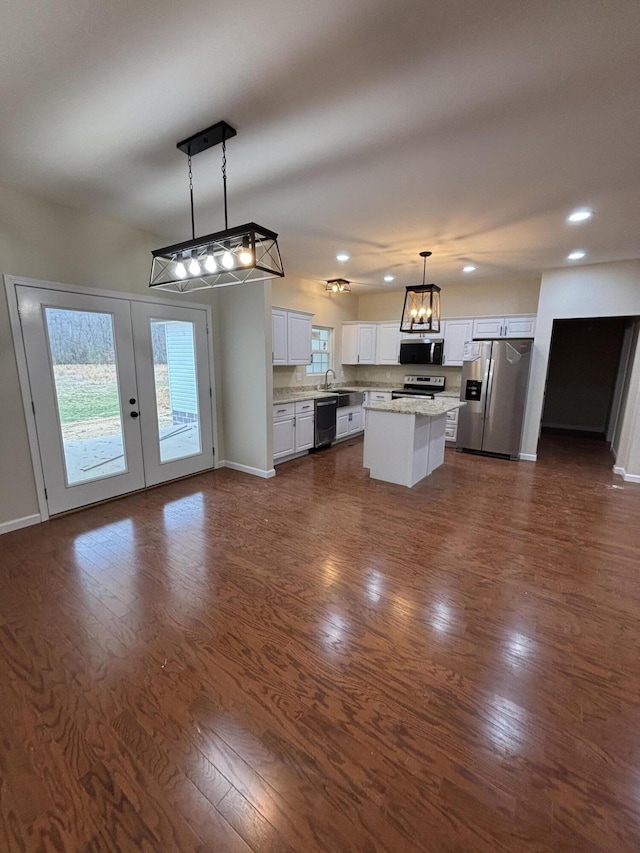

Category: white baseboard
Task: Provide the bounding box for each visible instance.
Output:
[613,465,640,483]
[219,461,276,479]
[0,513,41,536]
[519,453,537,462]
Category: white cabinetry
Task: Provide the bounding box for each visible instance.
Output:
[272,308,313,365]
[335,404,363,440]
[400,322,445,342]
[445,407,459,444]
[472,315,536,339]
[376,322,401,365]
[273,400,315,462]
[288,312,313,364]
[273,402,296,458]
[342,323,378,364]
[271,309,288,365]
[367,391,392,403]
[294,400,315,452]
[443,319,473,366]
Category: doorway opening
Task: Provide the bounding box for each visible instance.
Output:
[541,316,638,460]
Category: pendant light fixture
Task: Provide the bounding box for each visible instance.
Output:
[325,278,351,293]
[399,251,441,334]
[149,121,285,292]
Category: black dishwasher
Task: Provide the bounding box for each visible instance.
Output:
[314,395,338,448]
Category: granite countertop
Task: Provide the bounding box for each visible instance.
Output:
[364,399,467,417]
[273,390,336,404]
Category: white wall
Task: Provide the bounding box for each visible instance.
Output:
[521,260,640,477]
[356,277,541,322]
[0,183,178,526]
[216,283,273,475]
[0,181,270,528]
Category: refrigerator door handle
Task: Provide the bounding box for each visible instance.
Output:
[484,358,495,419]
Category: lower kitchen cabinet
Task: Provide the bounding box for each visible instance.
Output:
[294,400,315,451]
[273,400,315,462]
[445,406,459,444]
[336,404,363,440]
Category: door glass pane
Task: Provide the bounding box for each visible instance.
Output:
[150,319,202,463]
[44,307,127,485]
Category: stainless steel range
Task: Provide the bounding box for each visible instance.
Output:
[391,375,446,400]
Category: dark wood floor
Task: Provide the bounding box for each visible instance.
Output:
[1,435,640,852]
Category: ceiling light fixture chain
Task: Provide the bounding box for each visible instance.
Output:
[221,133,228,230]
[187,153,195,240]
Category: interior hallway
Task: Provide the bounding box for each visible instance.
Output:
[1,436,640,851]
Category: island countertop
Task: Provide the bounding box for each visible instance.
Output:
[364,398,466,417]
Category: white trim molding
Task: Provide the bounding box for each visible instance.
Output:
[519,453,537,462]
[613,466,640,483]
[219,461,276,479]
[0,514,41,536]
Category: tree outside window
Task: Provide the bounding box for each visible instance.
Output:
[307,327,332,374]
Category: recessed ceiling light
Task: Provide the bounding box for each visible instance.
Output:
[336,252,350,262]
[567,208,593,223]
[384,274,395,282]
[567,250,586,261]
[463,265,476,273]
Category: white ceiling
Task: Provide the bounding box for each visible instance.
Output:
[2,0,639,292]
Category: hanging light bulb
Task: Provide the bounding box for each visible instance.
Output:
[239,235,253,266]
[205,246,217,272]
[175,254,187,278]
[222,241,234,269]
[188,250,201,276]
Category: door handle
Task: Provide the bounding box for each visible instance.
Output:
[130,411,139,418]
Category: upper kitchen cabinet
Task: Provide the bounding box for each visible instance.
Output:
[443,319,474,366]
[473,315,536,339]
[376,322,402,365]
[272,309,288,364]
[342,322,377,364]
[272,308,314,365]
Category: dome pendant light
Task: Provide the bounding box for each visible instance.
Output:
[150,120,285,292]
[400,251,441,334]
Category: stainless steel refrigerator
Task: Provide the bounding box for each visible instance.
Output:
[457,339,532,459]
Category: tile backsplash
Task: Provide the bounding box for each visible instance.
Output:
[273,363,461,392]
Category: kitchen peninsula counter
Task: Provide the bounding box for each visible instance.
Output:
[363,398,465,487]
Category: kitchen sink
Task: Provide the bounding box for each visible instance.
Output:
[332,389,364,407]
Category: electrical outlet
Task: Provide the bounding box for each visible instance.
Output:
[364,371,369,378]
[386,371,391,378]
[296,372,302,382]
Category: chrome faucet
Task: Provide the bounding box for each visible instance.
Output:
[323,368,336,390]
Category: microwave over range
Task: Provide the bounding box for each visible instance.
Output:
[399,339,444,365]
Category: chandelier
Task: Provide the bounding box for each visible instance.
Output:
[150,121,285,292]
[399,251,441,334]
[325,278,351,293]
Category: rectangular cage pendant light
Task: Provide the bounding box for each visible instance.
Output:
[400,284,441,333]
[150,222,284,292]
[149,120,285,292]
[399,251,441,334]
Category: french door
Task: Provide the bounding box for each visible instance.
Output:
[17,286,214,515]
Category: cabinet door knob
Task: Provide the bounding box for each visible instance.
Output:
[130,411,139,418]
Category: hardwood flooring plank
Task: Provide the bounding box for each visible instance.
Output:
[1,436,640,850]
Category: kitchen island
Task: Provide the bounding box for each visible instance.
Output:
[363,398,466,487]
